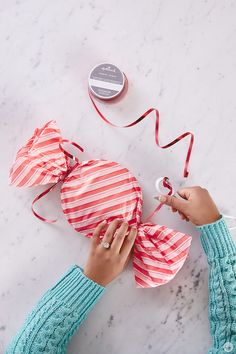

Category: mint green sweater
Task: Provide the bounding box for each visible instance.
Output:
[6,218,236,354]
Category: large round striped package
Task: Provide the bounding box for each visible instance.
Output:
[9,120,192,288]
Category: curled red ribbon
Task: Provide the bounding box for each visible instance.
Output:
[31,139,84,223]
[88,91,194,178]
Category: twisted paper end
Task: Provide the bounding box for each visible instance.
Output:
[133,223,192,288]
[9,120,68,187]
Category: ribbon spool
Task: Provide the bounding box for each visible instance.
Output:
[88,63,127,101]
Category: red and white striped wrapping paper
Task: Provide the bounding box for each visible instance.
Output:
[9,120,192,288]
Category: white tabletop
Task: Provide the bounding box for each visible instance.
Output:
[1,1,236,353]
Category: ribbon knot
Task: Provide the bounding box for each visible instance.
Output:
[59,162,79,181]
[31,160,82,223]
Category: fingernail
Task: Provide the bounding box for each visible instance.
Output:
[130,227,137,232]
[158,195,167,203]
[102,220,107,224]
[128,227,137,238]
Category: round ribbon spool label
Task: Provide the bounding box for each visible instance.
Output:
[88,63,125,100]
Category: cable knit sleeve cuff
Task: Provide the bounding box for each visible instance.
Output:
[197,217,236,259]
[45,265,105,313]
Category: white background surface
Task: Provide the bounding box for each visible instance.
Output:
[0,1,236,353]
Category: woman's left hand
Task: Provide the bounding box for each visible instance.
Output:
[84,219,137,286]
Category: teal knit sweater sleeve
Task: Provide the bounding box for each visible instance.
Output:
[197,217,236,354]
[6,265,105,354]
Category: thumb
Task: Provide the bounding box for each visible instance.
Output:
[159,194,188,213]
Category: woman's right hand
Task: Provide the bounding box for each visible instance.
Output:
[84,219,137,287]
[158,186,221,226]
